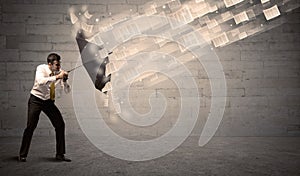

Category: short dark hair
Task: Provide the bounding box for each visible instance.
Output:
[47,53,61,64]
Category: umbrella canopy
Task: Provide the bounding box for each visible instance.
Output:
[75,31,111,93]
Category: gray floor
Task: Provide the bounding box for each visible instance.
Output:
[0,134,300,176]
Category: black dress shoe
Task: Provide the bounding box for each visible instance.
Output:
[55,154,71,162]
[18,156,26,162]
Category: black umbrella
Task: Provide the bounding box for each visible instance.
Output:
[71,31,112,93]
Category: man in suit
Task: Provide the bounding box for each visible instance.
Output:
[19,53,71,162]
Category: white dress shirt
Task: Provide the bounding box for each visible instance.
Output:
[30,64,71,100]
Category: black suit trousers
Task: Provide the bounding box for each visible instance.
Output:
[19,94,66,157]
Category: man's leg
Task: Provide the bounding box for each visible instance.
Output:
[19,95,42,159]
[42,100,66,156]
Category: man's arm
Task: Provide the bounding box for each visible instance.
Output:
[36,66,67,85]
[35,65,56,85]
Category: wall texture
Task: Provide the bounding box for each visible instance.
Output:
[0,0,299,137]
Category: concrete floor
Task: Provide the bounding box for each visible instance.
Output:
[0,134,300,176]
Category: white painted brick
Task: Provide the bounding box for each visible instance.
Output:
[52,43,78,51]
[65,119,82,135]
[34,128,52,136]
[2,0,24,3]
[242,79,262,88]
[224,70,243,79]
[20,80,34,91]
[71,4,107,14]
[0,49,19,61]
[60,0,87,4]
[146,78,192,89]
[3,13,64,24]
[225,107,264,118]
[240,61,264,69]
[215,50,241,61]
[262,107,289,119]
[263,68,279,78]
[282,23,300,33]
[0,80,20,91]
[184,62,205,77]
[242,50,295,62]
[270,42,300,51]
[267,96,289,107]
[227,88,245,97]
[24,0,37,3]
[198,69,209,79]
[245,33,300,43]
[127,0,148,5]
[282,88,300,96]
[3,4,69,14]
[1,110,28,130]
[0,23,25,35]
[85,0,127,4]
[55,93,74,109]
[264,61,300,69]
[19,42,53,51]
[47,35,75,43]
[222,61,263,70]
[260,79,300,88]
[26,0,60,4]
[229,97,268,107]
[263,51,300,61]
[60,108,76,119]
[21,36,48,44]
[238,42,270,51]
[21,51,74,64]
[8,92,30,109]
[0,63,6,77]
[0,5,2,23]
[184,60,204,70]
[217,114,262,136]
[288,108,300,122]
[203,88,244,97]
[279,69,300,78]
[245,88,282,96]
[108,4,137,14]
[218,43,241,51]
[7,70,35,80]
[6,35,48,49]
[241,51,262,61]
[20,51,50,62]
[243,70,263,79]
[256,126,287,136]
[6,62,38,80]
[197,78,210,89]
[287,96,300,106]
[0,129,23,136]
[226,79,244,89]
[26,25,72,35]
[150,88,180,98]
[0,92,9,110]
[204,96,230,108]
[0,35,5,49]
[59,62,73,72]
[35,118,53,129]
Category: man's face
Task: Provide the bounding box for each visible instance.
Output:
[49,60,61,72]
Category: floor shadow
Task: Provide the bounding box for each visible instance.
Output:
[2,156,19,162]
[39,157,62,162]
[1,156,65,163]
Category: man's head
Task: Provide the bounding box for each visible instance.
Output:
[47,53,61,72]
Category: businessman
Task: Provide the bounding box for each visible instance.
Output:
[19,53,71,162]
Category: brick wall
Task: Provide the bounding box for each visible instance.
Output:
[0,0,299,137]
